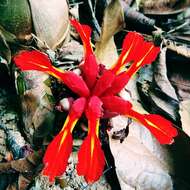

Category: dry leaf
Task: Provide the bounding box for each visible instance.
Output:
[153,47,178,101]
[138,0,190,14]
[15,70,55,145]
[109,116,173,190]
[95,0,125,67]
[164,39,190,59]
[179,100,190,136]
[108,78,174,189]
[18,174,33,190]
[11,159,34,173]
[29,0,70,49]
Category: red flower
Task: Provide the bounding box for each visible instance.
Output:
[77,96,105,183]
[13,19,178,183]
[42,97,86,181]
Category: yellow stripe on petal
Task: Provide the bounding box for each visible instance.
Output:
[135,45,154,67]
[48,71,62,80]
[111,40,135,74]
[59,130,69,147]
[61,117,78,133]
[95,120,100,137]
[47,67,65,81]
[53,67,65,74]
[145,119,158,128]
[90,136,95,158]
[61,117,70,132]
[144,119,168,136]
[59,117,78,147]
[111,51,131,75]
[126,113,164,133]
[32,62,49,69]
[120,46,133,67]
[70,119,78,132]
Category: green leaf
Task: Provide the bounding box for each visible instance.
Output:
[16,73,26,95]
[43,78,52,88]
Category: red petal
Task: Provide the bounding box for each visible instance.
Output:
[82,53,99,89]
[43,130,73,182]
[65,97,86,132]
[105,33,160,96]
[104,47,160,96]
[77,134,105,183]
[77,96,105,183]
[127,109,178,144]
[92,70,115,96]
[102,71,130,96]
[70,19,92,54]
[42,98,86,182]
[14,50,90,97]
[13,50,53,72]
[111,32,160,75]
[69,97,86,118]
[121,45,159,80]
[61,71,90,97]
[70,19,99,89]
[134,44,160,67]
[144,114,177,144]
[123,33,144,64]
[111,32,143,74]
[101,96,132,115]
[85,96,103,120]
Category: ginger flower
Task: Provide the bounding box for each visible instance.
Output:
[13,19,178,184]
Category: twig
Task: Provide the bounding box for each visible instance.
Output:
[167,20,190,34]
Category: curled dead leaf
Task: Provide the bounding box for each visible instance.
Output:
[95,0,125,67]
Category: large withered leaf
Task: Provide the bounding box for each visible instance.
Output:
[95,0,125,67]
[152,47,178,101]
[110,116,174,190]
[110,113,190,189]
[137,47,180,125]
[29,0,70,49]
[166,48,190,136]
[167,55,190,137]
[15,70,55,146]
